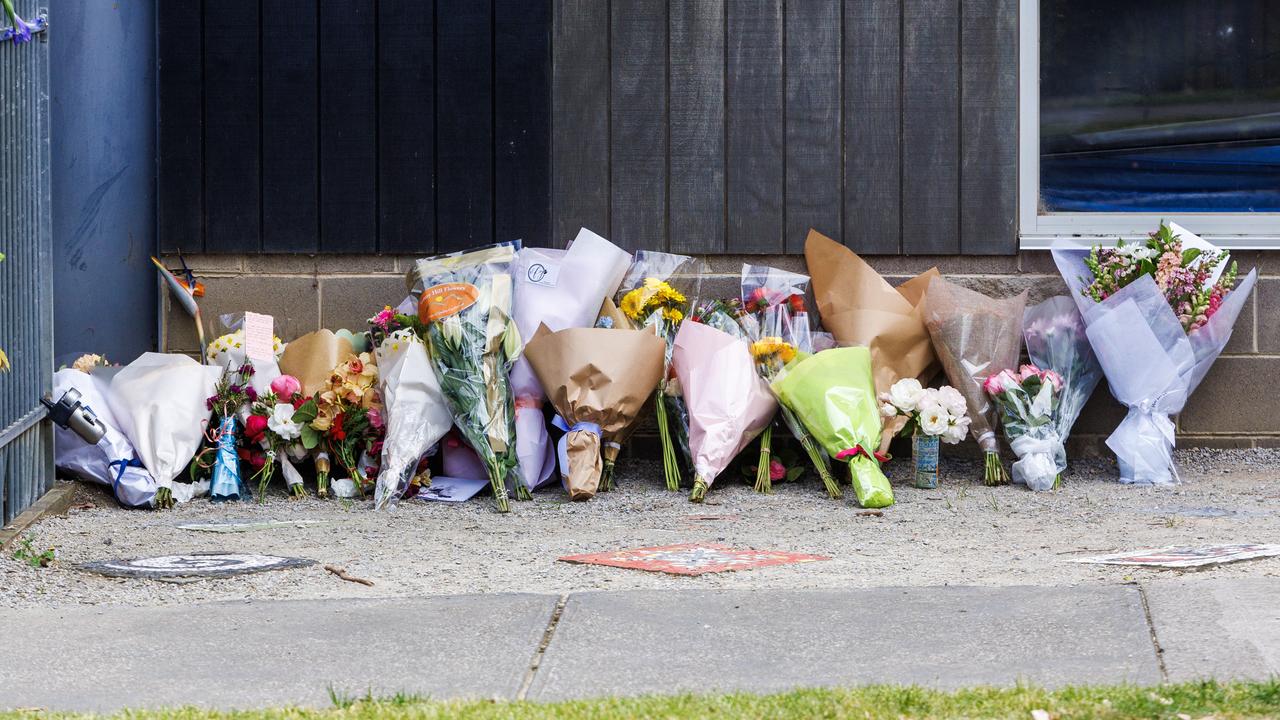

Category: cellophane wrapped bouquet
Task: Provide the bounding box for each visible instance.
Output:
[674,300,777,502]
[615,250,701,491]
[922,276,1027,485]
[368,309,453,510]
[983,365,1065,491]
[1022,295,1104,483]
[242,374,310,500]
[772,347,893,508]
[1053,222,1256,484]
[738,265,840,497]
[408,243,523,512]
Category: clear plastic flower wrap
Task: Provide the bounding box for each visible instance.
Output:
[614,250,703,491]
[1053,242,1256,485]
[408,242,523,512]
[1023,296,1104,477]
[922,276,1027,485]
[984,366,1065,491]
[371,329,453,510]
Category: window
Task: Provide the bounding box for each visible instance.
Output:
[1019,0,1280,247]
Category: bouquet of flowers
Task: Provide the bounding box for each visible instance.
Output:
[523,325,665,500]
[983,365,1065,491]
[922,276,1027,485]
[739,264,840,497]
[408,243,522,511]
[805,229,940,451]
[241,374,310,501]
[772,347,893,508]
[615,250,701,491]
[200,362,256,502]
[1023,295,1104,479]
[108,353,221,508]
[292,352,384,497]
[672,315,777,502]
[52,366,173,508]
[879,379,970,489]
[1053,222,1256,484]
[368,312,453,510]
[508,230,631,492]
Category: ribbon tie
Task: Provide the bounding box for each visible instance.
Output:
[836,445,889,464]
[107,456,144,499]
[1136,393,1178,446]
[552,415,601,438]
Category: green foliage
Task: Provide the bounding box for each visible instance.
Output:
[10,534,54,568]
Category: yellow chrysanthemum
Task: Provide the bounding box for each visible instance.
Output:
[751,337,796,364]
[620,288,646,320]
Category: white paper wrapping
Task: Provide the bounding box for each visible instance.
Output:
[53,369,161,507]
[107,353,222,490]
[508,229,631,491]
[373,332,453,509]
[1053,245,1256,484]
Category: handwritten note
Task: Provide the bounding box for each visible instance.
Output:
[243,312,275,361]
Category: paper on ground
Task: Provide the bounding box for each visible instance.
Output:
[1074,544,1280,568]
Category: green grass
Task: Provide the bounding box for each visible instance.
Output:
[7,680,1280,719]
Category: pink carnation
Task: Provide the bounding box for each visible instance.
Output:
[1042,370,1063,391]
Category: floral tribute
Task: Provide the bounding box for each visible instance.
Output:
[291,353,384,498]
[1082,222,1238,332]
[879,379,970,445]
[983,365,1066,491]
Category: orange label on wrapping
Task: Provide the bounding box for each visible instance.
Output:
[419,282,480,321]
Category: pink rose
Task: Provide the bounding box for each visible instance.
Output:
[769,459,785,481]
[271,374,302,400]
[244,414,269,443]
[1018,364,1042,382]
[1042,370,1063,392]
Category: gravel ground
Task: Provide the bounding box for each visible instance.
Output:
[4,448,1280,609]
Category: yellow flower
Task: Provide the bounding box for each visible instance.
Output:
[0,347,9,373]
[620,288,646,320]
[662,307,683,323]
[751,337,796,364]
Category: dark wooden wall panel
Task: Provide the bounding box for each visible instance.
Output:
[610,0,668,252]
[378,0,435,254]
[496,0,552,247]
[668,0,726,255]
[203,0,260,252]
[726,0,785,253]
[550,0,610,248]
[318,0,376,252]
[437,0,494,252]
[843,0,901,254]
[785,0,842,252]
[902,0,961,254]
[262,0,319,253]
[157,0,203,253]
[960,0,1017,254]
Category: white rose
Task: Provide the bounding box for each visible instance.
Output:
[917,401,950,436]
[888,378,926,413]
[935,386,968,417]
[880,402,898,418]
[941,423,968,445]
[268,403,303,441]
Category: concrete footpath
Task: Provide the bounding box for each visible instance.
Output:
[0,579,1275,712]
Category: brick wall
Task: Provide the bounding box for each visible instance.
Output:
[160,251,1280,452]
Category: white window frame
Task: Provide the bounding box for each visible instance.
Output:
[1017,0,1280,249]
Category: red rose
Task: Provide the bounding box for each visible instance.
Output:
[244,414,269,442]
[331,412,347,441]
[788,294,805,313]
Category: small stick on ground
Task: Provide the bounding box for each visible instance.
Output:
[324,564,374,587]
[857,510,884,518]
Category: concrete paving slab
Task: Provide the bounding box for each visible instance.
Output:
[1144,578,1280,682]
[0,594,557,712]
[531,587,1161,699]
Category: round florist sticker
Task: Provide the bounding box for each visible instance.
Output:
[419,282,480,321]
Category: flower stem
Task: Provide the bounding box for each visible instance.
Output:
[983,451,1008,486]
[655,389,681,491]
[600,459,615,492]
[255,459,274,504]
[793,424,841,499]
[487,459,511,513]
[689,478,708,503]
[290,482,308,499]
[754,424,773,494]
[154,486,174,510]
[513,479,532,501]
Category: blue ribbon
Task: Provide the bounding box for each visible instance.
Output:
[551,415,601,438]
[107,456,144,504]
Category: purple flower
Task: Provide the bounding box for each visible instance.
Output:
[229,384,242,395]
[1,1,46,45]
[246,386,258,402]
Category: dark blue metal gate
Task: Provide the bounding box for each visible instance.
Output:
[0,0,54,524]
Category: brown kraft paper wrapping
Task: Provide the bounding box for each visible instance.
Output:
[804,228,940,449]
[278,329,355,397]
[522,325,665,500]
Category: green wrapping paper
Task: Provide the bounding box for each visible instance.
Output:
[771,347,894,508]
